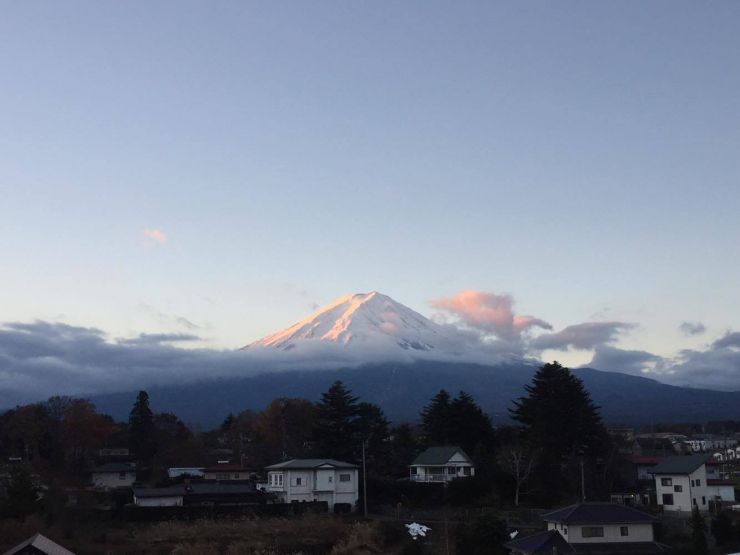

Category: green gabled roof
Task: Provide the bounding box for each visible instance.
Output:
[411,446,471,466]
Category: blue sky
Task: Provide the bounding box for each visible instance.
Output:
[1,2,740,381]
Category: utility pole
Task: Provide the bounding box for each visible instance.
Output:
[362,439,368,517]
[580,457,586,502]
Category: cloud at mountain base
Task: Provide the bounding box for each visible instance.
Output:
[530,321,636,351]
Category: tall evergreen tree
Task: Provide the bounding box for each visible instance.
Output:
[510,362,608,505]
[314,381,359,461]
[129,390,156,462]
[420,389,452,445]
[449,391,495,456]
[354,401,391,471]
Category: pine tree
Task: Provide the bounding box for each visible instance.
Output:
[449,391,495,456]
[314,381,359,461]
[355,401,391,471]
[129,390,156,462]
[510,362,607,505]
[420,390,452,445]
[691,507,709,555]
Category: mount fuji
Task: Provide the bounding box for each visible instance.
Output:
[244,291,508,364]
[89,292,740,427]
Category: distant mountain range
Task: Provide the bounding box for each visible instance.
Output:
[12,291,740,427]
[92,360,740,428]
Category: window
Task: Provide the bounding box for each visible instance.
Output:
[695,479,701,486]
[448,466,456,474]
[693,498,697,506]
[581,527,604,538]
[662,494,674,505]
[119,472,126,480]
[216,473,230,480]
[661,477,672,486]
[294,477,302,486]
[339,474,351,482]
[691,480,695,487]
[463,466,471,476]
[674,485,683,492]
[328,476,333,483]
[702,496,706,505]
[234,473,239,479]
[620,526,629,537]
[411,467,418,474]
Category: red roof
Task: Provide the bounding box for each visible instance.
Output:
[629,455,664,465]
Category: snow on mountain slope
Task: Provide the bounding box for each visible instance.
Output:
[245,291,482,359]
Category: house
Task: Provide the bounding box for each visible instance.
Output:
[409,446,475,483]
[1,533,75,555]
[133,482,271,507]
[203,464,252,481]
[264,458,359,510]
[650,454,710,513]
[507,502,669,554]
[90,462,136,489]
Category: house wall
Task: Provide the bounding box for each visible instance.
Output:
[706,484,736,502]
[204,470,250,481]
[547,522,653,543]
[266,468,358,509]
[92,471,136,489]
[655,466,708,513]
[135,495,183,507]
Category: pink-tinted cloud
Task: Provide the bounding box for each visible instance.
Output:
[429,290,551,341]
[143,228,168,245]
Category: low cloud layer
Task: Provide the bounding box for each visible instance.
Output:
[429,290,552,341]
[530,321,636,351]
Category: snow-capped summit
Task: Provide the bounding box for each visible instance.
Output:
[246,291,467,355]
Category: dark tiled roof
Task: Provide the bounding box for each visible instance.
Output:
[265,458,358,470]
[133,483,259,498]
[2,533,76,555]
[707,479,735,486]
[411,446,471,466]
[543,503,656,524]
[505,530,574,554]
[649,454,710,475]
[92,462,136,473]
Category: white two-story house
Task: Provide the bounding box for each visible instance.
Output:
[506,502,669,554]
[650,454,710,513]
[91,462,136,490]
[264,458,359,511]
[409,446,475,483]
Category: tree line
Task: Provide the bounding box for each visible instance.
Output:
[2,361,620,518]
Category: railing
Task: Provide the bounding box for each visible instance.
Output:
[410,474,449,483]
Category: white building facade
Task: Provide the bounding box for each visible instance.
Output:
[265,459,359,510]
[651,454,710,513]
[91,462,136,489]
